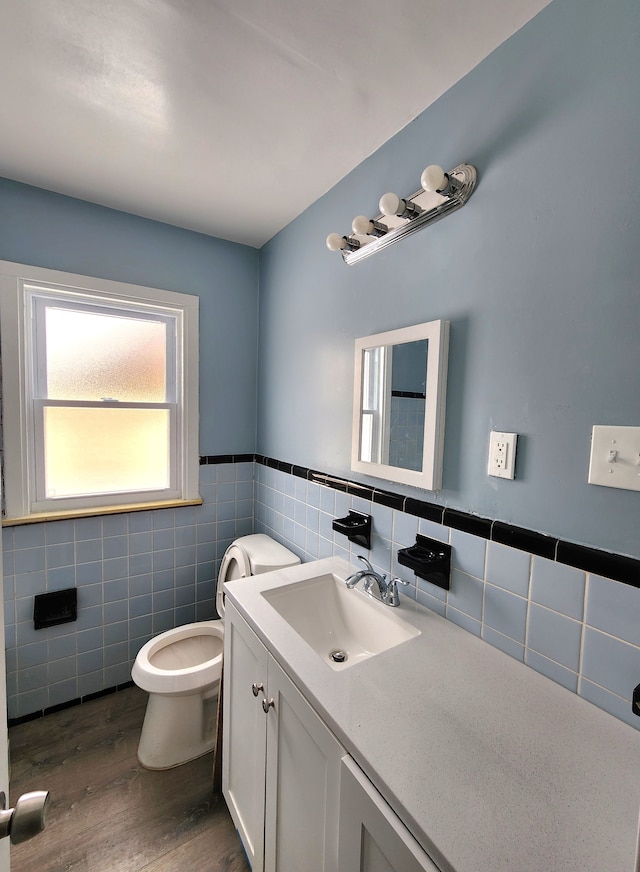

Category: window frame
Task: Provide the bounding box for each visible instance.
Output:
[0,260,200,520]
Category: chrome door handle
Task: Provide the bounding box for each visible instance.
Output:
[252,682,264,697]
[0,789,50,844]
[262,697,275,713]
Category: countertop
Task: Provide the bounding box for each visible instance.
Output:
[224,556,640,872]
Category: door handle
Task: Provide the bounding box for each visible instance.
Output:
[0,789,50,844]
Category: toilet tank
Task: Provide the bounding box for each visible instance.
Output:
[216,534,301,620]
[237,533,301,575]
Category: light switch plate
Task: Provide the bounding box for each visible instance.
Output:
[488,431,517,479]
[588,425,640,491]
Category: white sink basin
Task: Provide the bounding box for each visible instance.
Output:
[261,572,420,669]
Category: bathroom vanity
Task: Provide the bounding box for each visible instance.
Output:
[222,557,640,872]
[222,598,436,872]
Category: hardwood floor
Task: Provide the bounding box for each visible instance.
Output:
[8,686,251,872]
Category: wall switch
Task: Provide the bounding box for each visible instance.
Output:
[488,431,517,479]
[588,425,640,492]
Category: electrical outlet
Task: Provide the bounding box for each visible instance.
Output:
[488,431,517,479]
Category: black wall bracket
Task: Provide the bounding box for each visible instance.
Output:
[632,683,640,717]
[332,511,372,550]
[34,588,78,630]
[397,534,451,591]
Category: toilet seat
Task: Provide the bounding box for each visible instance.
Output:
[132,621,223,696]
[215,541,251,619]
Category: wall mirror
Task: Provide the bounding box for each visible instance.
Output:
[351,320,449,491]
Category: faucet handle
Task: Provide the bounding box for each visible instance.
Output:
[384,576,410,606]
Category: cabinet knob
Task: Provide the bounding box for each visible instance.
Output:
[262,697,275,714]
[252,682,264,697]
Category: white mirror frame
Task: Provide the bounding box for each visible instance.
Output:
[351,320,449,491]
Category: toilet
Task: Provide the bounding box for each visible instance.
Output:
[131,533,300,769]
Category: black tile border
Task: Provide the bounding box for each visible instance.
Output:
[556,541,640,588]
[492,522,557,560]
[249,454,640,590]
[373,489,405,511]
[405,498,444,524]
[197,454,639,588]
[12,457,638,726]
[199,453,254,464]
[309,471,348,492]
[347,481,375,500]
[7,681,135,728]
[443,508,492,540]
[7,709,42,727]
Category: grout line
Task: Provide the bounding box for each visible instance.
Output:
[576,573,589,685]
[6,461,639,729]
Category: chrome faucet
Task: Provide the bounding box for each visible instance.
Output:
[345,555,409,607]
[345,555,379,588]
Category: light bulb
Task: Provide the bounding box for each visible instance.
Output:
[352,215,374,235]
[378,192,403,217]
[421,165,447,193]
[326,233,347,252]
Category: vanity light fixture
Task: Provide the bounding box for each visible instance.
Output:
[378,192,423,220]
[351,215,388,238]
[326,233,361,252]
[326,162,477,266]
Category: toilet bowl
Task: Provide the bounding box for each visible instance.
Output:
[132,621,223,769]
[131,533,300,769]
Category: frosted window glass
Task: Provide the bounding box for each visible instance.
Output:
[43,407,170,497]
[45,308,167,401]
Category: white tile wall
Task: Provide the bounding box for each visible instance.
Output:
[4,458,639,733]
[254,464,640,732]
[3,462,254,719]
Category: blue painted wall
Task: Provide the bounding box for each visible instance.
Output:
[0,182,261,718]
[257,0,640,559]
[1,0,640,724]
[0,178,260,454]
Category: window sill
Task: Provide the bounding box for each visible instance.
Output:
[1,498,203,527]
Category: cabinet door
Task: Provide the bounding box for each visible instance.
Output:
[338,756,440,872]
[264,657,344,872]
[222,602,269,871]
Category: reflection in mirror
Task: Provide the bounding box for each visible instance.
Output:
[390,339,428,471]
[352,321,449,491]
[360,340,428,471]
[359,345,382,464]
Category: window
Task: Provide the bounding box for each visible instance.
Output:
[359,345,389,464]
[0,261,199,519]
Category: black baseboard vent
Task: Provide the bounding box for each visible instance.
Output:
[33,588,77,630]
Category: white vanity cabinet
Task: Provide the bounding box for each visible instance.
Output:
[223,601,440,872]
[222,600,269,868]
[338,756,440,872]
[223,601,344,872]
[223,557,640,872]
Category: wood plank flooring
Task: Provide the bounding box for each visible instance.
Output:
[8,686,251,872]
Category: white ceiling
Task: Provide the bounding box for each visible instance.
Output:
[0,1,551,248]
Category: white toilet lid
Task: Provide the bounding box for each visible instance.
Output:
[215,541,251,619]
[215,534,300,619]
